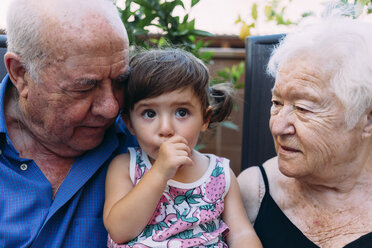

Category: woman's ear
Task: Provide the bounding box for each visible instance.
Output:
[4,52,29,98]
[122,114,136,135]
[201,106,212,132]
[362,108,372,138]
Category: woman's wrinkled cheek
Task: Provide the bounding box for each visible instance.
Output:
[301,120,337,167]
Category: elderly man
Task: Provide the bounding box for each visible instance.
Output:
[1,0,136,247]
[238,15,372,248]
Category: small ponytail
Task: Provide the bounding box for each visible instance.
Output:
[208,83,234,127]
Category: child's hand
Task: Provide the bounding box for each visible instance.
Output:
[152,135,193,181]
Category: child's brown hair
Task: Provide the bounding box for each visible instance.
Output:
[122,48,234,127]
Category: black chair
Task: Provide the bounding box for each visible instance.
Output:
[241,34,285,170]
[0,35,7,79]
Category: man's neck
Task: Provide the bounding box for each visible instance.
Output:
[4,85,74,195]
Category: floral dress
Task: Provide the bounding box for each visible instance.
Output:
[108,147,231,248]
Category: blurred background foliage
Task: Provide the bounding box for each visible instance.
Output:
[117,0,214,62]
[236,0,372,40]
[116,0,244,89]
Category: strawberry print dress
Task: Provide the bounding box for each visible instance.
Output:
[107,147,231,248]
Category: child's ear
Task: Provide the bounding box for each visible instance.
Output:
[122,114,136,135]
[201,106,212,132]
[362,108,372,139]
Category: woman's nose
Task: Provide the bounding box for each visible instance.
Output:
[270,107,295,136]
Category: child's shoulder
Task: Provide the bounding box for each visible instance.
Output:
[109,150,131,169]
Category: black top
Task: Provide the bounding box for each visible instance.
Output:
[254,165,372,248]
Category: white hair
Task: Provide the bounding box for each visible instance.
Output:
[268,16,372,129]
[5,0,126,81]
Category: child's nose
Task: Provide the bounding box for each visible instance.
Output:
[158,116,174,138]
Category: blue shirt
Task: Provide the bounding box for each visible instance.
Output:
[0,75,137,247]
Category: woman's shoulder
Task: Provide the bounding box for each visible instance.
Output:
[237,156,287,223]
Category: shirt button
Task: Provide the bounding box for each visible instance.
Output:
[20,163,28,171]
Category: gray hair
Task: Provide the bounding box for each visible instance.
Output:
[5,0,126,81]
[267,17,372,129]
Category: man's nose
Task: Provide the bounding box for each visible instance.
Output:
[270,106,295,136]
[91,81,121,119]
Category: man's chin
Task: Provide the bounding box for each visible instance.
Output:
[65,135,105,155]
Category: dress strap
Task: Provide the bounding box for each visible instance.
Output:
[258,164,270,192]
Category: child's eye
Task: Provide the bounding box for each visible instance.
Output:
[142,109,156,119]
[176,108,189,118]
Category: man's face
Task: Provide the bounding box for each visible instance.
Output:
[20,29,129,157]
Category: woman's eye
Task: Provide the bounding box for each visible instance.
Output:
[143,110,156,119]
[295,106,308,112]
[176,108,189,118]
[271,100,281,106]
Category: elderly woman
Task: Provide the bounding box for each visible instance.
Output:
[238,16,372,248]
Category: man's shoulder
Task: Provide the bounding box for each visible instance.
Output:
[114,116,138,152]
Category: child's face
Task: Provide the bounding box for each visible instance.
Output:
[124,87,210,160]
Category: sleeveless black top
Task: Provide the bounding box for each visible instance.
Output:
[254,165,372,248]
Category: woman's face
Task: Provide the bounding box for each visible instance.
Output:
[269,55,364,180]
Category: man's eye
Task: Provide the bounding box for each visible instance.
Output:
[73,79,98,92]
[176,108,189,118]
[77,87,95,92]
[143,110,156,119]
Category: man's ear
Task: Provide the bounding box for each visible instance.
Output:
[4,52,29,98]
[362,108,372,138]
[201,106,212,132]
[122,114,136,135]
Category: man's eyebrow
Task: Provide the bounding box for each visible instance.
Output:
[75,78,99,85]
[113,68,131,83]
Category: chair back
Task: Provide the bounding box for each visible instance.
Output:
[241,34,284,170]
[0,35,7,80]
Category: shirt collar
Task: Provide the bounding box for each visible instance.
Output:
[0,74,9,134]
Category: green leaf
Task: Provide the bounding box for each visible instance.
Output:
[191,0,200,7]
[200,224,207,232]
[217,70,230,79]
[182,14,189,23]
[174,195,186,205]
[185,189,194,197]
[301,11,314,18]
[133,0,154,10]
[190,29,215,37]
[220,121,239,131]
[159,222,168,228]
[252,3,258,20]
[187,198,200,204]
[142,225,154,238]
[235,14,242,24]
[158,37,168,47]
[173,30,190,36]
[181,216,199,223]
[212,166,224,177]
[264,6,273,19]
